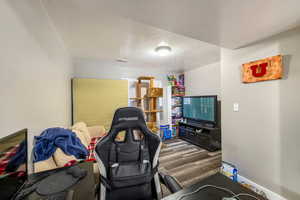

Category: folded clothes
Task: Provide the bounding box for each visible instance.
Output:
[34,128,88,162]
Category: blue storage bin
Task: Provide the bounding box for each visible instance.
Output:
[160,125,172,140]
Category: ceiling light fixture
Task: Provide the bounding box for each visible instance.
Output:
[116,58,128,63]
[155,42,172,56]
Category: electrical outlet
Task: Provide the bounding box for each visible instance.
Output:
[233,103,239,112]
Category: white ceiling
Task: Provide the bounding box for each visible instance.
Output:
[42,0,300,72]
[94,0,300,48]
[42,0,220,72]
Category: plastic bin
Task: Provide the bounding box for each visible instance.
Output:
[160,125,172,140]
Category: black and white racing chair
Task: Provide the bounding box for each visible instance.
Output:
[95,107,182,200]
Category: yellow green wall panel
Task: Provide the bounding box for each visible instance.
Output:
[72,78,128,130]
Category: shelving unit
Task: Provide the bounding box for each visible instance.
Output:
[132,76,163,133]
[168,74,185,137]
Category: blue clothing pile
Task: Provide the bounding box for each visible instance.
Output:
[34,128,88,162]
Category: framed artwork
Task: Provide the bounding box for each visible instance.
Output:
[242,55,283,83]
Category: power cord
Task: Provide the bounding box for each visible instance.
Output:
[231,193,261,200]
[176,184,262,200]
[176,184,240,200]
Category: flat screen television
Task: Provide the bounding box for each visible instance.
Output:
[183,96,217,125]
[0,129,28,200]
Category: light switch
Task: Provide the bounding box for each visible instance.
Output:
[233,103,239,112]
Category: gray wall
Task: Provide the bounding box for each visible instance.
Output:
[185,62,221,97]
[221,27,300,199]
[0,0,72,137]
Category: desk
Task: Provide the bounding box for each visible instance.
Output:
[25,161,95,200]
[162,173,267,200]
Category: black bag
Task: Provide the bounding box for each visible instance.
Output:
[110,161,152,189]
[109,142,153,189]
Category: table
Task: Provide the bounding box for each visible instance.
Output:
[162,173,267,200]
[25,161,95,200]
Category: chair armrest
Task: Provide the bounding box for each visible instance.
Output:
[159,172,182,193]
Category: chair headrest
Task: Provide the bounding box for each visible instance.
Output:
[110,107,146,128]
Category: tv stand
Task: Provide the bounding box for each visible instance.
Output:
[178,121,221,152]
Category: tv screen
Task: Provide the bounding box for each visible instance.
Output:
[183,96,217,123]
[0,129,28,200]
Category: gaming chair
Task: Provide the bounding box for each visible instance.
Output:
[95,107,181,200]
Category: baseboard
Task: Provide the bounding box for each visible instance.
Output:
[238,175,286,200]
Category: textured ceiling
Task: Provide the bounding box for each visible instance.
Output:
[96,0,300,49]
[42,0,300,72]
[42,0,220,72]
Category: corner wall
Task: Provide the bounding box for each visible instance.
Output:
[184,62,221,97]
[221,27,300,200]
[0,0,72,137]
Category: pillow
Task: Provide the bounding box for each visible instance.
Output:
[34,157,58,173]
[71,129,89,148]
[53,148,78,167]
[71,122,91,146]
[87,125,106,138]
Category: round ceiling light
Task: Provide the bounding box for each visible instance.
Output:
[155,42,172,56]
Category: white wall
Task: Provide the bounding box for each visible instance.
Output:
[185,62,221,97]
[221,27,300,200]
[0,0,72,137]
[73,59,173,87]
